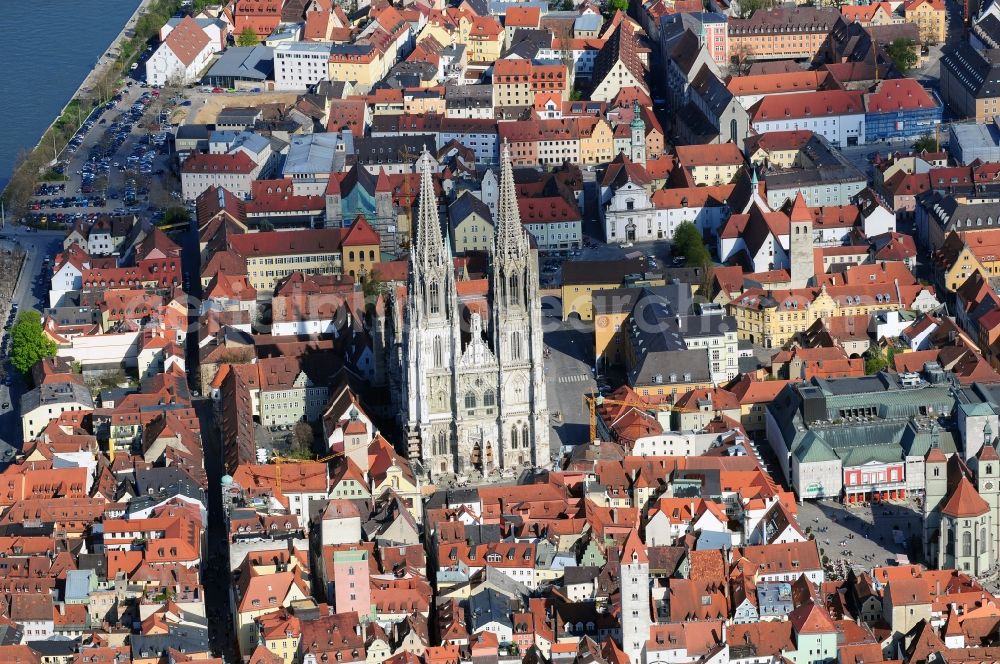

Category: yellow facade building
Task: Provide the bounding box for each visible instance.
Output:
[726,281,927,349]
[459,14,504,64]
[562,259,653,321]
[328,46,383,92]
[580,118,617,165]
[904,0,947,44]
[230,229,345,294]
[340,216,382,280]
[676,144,746,186]
[934,230,1000,292]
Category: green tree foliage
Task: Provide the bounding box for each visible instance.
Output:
[604,0,629,16]
[864,345,900,375]
[162,206,191,227]
[237,26,260,47]
[736,0,778,19]
[886,39,918,75]
[672,221,711,267]
[913,134,937,153]
[362,270,388,300]
[10,311,57,378]
[293,421,315,456]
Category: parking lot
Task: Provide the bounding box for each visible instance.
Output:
[798,497,923,579]
[24,83,181,229]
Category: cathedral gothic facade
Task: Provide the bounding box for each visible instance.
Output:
[386,145,549,480]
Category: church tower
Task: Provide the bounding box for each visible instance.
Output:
[630,101,647,167]
[922,445,948,565]
[975,433,1000,571]
[788,191,815,288]
[397,144,549,480]
[619,530,651,664]
[404,149,461,467]
[491,141,549,469]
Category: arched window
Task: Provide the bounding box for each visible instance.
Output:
[429,282,440,314]
[730,119,738,143]
[522,425,529,450]
[511,331,521,361]
[512,426,518,448]
[369,250,375,261]
[483,390,495,408]
[465,392,477,410]
[433,336,443,368]
[509,274,520,306]
[963,530,973,558]
[349,251,355,261]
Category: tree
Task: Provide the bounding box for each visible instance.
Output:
[672,221,711,267]
[10,310,57,378]
[237,26,259,47]
[163,206,190,227]
[362,270,387,300]
[864,344,900,375]
[604,0,628,16]
[729,43,755,77]
[913,134,937,153]
[864,346,887,375]
[293,421,315,456]
[886,38,918,75]
[735,0,778,19]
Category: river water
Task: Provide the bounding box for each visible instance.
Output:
[0,0,141,190]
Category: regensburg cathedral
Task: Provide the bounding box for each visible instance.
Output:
[385,144,549,480]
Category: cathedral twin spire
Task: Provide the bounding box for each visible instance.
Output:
[495,141,529,266]
[415,148,448,274]
[414,141,529,270]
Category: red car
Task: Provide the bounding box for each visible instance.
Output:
[212,87,225,93]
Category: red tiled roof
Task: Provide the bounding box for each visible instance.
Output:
[789,602,836,635]
[229,228,344,257]
[904,0,945,11]
[941,477,990,518]
[676,143,745,168]
[727,71,833,97]
[182,151,257,175]
[505,6,541,27]
[751,90,864,123]
[165,16,211,67]
[518,196,581,223]
[341,215,380,246]
[840,3,893,22]
[864,79,938,113]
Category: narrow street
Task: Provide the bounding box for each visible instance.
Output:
[0,226,63,444]
[197,397,237,661]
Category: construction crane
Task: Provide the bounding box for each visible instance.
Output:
[583,392,682,443]
[272,449,344,496]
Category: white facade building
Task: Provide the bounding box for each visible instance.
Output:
[274,42,335,90]
[750,92,867,147]
[145,17,219,87]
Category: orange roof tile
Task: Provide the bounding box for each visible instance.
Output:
[941,477,989,518]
